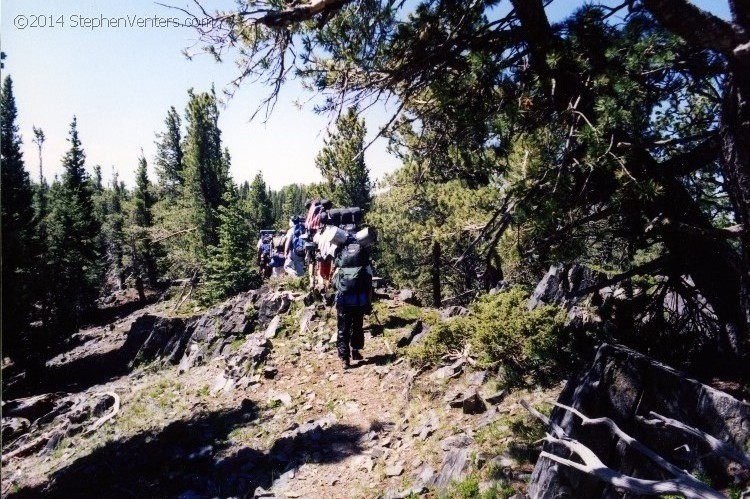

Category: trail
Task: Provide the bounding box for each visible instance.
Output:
[1,285,558,498]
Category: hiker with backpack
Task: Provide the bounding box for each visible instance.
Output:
[257,230,274,278]
[284,216,306,277]
[332,232,373,369]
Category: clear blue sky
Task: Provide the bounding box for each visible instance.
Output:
[0,0,730,189]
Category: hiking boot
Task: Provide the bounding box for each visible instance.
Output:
[341,357,351,369]
[352,350,363,361]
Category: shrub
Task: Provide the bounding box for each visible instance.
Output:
[407,287,585,389]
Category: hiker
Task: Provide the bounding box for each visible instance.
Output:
[304,199,331,289]
[268,230,287,279]
[332,234,373,368]
[257,231,274,278]
[284,216,305,277]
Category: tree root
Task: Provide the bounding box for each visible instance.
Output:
[521,400,725,499]
[1,421,70,464]
[84,392,120,435]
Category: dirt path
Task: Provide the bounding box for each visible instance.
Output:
[2,289,559,499]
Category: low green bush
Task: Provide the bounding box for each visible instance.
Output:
[407,287,591,389]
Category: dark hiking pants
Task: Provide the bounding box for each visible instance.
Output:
[337,306,365,360]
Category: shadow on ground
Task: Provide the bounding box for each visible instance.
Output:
[352,353,396,369]
[8,400,364,498]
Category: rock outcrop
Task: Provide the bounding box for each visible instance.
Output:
[528,343,750,498]
[528,264,605,311]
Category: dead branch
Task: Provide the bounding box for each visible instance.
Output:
[152,226,198,244]
[84,392,120,435]
[1,421,70,464]
[539,434,723,499]
[638,411,750,468]
[521,400,724,499]
[519,399,565,438]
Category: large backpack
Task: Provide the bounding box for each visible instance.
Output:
[292,221,306,257]
[334,241,371,298]
[260,235,272,257]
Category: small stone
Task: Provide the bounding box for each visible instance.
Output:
[440,434,475,451]
[264,315,281,339]
[263,366,278,379]
[466,370,487,386]
[270,392,293,407]
[385,464,404,477]
[483,390,507,405]
[490,454,515,469]
[462,392,487,415]
[362,456,376,472]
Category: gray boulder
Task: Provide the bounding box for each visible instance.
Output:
[528,264,605,311]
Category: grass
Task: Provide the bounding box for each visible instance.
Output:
[447,475,516,499]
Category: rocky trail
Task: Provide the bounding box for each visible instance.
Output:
[2,283,557,498]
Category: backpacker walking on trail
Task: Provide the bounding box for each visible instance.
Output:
[257,230,275,279]
[284,216,306,277]
[332,234,372,369]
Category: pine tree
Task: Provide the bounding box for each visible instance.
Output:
[46,117,102,334]
[181,88,227,253]
[244,172,273,233]
[1,75,36,355]
[132,154,159,285]
[104,170,126,289]
[154,106,184,198]
[314,107,372,211]
[201,181,261,303]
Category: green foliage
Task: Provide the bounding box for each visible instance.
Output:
[268,183,309,228]
[181,87,228,252]
[369,164,501,303]
[446,475,515,499]
[200,183,262,304]
[314,107,372,211]
[243,172,273,232]
[130,155,159,285]
[45,117,103,332]
[154,105,184,199]
[1,75,37,353]
[408,288,577,389]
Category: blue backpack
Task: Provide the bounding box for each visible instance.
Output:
[292,222,306,257]
[260,236,272,257]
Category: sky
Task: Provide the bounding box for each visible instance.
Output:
[0,0,731,190]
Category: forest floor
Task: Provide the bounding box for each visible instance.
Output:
[1,283,561,499]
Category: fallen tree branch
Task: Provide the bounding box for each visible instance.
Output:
[1,421,70,464]
[638,411,750,468]
[521,400,724,499]
[84,392,120,435]
[539,434,723,499]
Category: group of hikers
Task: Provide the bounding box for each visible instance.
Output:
[256,200,376,369]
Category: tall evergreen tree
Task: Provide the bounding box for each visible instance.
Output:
[201,181,261,303]
[181,88,227,252]
[132,154,159,285]
[1,75,36,355]
[245,172,273,232]
[46,117,102,333]
[314,107,372,211]
[154,106,184,198]
[104,171,126,289]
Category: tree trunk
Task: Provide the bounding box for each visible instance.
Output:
[432,240,441,308]
[720,66,750,363]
